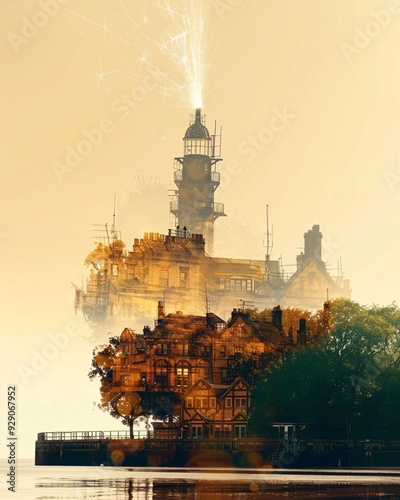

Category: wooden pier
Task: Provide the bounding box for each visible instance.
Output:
[35,430,400,467]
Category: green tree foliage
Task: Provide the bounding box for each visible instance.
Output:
[249,299,400,439]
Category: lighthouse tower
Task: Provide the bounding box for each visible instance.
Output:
[170,109,225,255]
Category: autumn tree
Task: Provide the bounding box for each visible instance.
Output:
[89,335,178,437]
[85,240,126,271]
[88,336,148,438]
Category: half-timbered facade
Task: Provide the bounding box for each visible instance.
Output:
[180,378,251,439]
[109,306,288,437]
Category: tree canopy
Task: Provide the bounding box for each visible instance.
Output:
[88,335,176,437]
[249,299,400,439]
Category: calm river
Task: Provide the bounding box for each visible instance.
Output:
[3,461,400,499]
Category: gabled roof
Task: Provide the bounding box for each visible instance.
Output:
[180,378,231,400]
[226,314,287,346]
[181,378,213,399]
[255,280,278,296]
[220,377,251,399]
[232,410,249,422]
[120,328,136,343]
[188,410,210,422]
[285,259,337,295]
[151,312,214,339]
[206,312,226,328]
[226,312,253,328]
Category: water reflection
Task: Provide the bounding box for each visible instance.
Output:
[35,471,400,499]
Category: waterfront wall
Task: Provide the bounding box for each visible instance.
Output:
[35,433,400,468]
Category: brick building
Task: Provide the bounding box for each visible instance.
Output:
[109,305,288,439]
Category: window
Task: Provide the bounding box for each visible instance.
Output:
[112,264,118,277]
[123,345,130,355]
[195,397,208,408]
[176,362,189,387]
[186,397,193,408]
[184,138,210,156]
[159,269,169,287]
[221,278,230,291]
[210,397,216,408]
[155,361,169,387]
[122,357,128,366]
[180,267,189,288]
[204,345,212,356]
[191,424,203,439]
[220,345,226,357]
[198,363,210,379]
[220,278,253,293]
[235,425,247,438]
[235,398,247,408]
[225,397,232,408]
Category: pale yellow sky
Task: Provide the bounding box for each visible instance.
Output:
[1,0,400,458]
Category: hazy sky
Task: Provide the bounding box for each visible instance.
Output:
[1,0,400,458]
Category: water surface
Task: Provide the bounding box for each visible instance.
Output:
[3,461,400,499]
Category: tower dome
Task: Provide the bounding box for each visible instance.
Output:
[183,109,211,156]
[184,108,211,140]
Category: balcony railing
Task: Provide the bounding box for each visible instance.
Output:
[174,170,182,182]
[213,202,225,215]
[211,171,220,184]
[170,200,179,213]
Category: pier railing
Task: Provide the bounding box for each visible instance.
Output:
[37,430,152,441]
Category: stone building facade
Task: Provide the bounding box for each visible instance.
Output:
[75,110,350,333]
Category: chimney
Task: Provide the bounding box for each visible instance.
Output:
[272,305,283,330]
[297,318,307,345]
[296,252,305,270]
[158,301,165,320]
[304,225,322,261]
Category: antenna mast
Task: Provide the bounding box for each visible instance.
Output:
[263,204,274,282]
[205,282,210,314]
[266,204,273,257]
